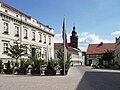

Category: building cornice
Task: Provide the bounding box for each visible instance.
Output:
[0,10,54,36]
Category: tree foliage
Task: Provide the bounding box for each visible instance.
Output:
[7,40,27,60]
[101,50,114,64]
[57,49,72,70]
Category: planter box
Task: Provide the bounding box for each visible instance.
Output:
[60,70,68,75]
[17,69,27,75]
[4,69,13,74]
[45,69,56,75]
[31,69,40,75]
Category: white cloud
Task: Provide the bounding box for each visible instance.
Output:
[111,31,120,35]
[81,32,89,36]
[54,33,71,43]
[54,33,62,43]
[54,32,114,52]
[79,32,114,51]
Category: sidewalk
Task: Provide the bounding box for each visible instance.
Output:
[0,66,84,90]
[1,66,119,90]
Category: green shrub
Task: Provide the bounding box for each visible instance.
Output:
[0,60,3,69]
[31,59,41,70]
[47,58,57,70]
[6,60,11,70]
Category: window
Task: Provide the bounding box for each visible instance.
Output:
[15,26,19,37]
[25,19,27,21]
[24,29,28,39]
[44,34,46,44]
[49,36,51,45]
[39,33,42,42]
[32,31,35,41]
[16,15,18,17]
[3,42,8,53]
[37,48,42,58]
[3,22,9,34]
[5,10,8,13]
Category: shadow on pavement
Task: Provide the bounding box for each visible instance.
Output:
[76,71,120,90]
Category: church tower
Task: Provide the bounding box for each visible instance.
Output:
[70,26,78,48]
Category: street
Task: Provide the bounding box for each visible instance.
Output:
[0,66,120,90]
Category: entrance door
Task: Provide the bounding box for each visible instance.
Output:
[89,59,92,66]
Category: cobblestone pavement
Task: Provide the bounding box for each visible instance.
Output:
[0,66,120,90]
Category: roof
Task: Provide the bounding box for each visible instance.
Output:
[86,42,116,54]
[54,43,63,48]
[0,1,49,28]
[54,43,81,52]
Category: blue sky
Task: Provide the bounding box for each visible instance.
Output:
[2,0,120,51]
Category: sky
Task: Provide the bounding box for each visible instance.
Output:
[2,0,120,51]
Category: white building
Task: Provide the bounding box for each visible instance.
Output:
[114,37,120,65]
[54,43,85,66]
[0,1,54,63]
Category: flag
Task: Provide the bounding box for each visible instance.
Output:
[62,17,68,49]
[62,17,68,75]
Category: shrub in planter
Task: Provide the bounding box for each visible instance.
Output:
[31,59,41,75]
[60,69,68,75]
[31,69,40,75]
[0,60,3,73]
[4,60,13,74]
[57,49,72,75]
[17,60,31,75]
[44,59,57,75]
[60,59,71,75]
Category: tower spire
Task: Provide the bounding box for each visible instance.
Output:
[70,25,78,48]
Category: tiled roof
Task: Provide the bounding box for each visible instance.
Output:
[54,43,63,48]
[54,43,81,52]
[86,42,116,54]
[0,1,47,28]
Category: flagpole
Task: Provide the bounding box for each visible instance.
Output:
[63,17,65,76]
[63,17,68,76]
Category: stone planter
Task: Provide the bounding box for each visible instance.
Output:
[60,69,68,75]
[4,69,13,74]
[17,69,27,75]
[31,69,40,75]
[0,69,2,73]
[44,69,56,75]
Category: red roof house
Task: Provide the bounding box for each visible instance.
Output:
[86,42,116,66]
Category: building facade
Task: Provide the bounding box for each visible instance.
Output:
[0,1,54,63]
[86,42,115,66]
[114,37,120,65]
[54,43,85,65]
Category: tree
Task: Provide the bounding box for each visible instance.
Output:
[101,50,114,65]
[7,40,27,61]
[57,49,72,70]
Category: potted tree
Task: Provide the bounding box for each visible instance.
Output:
[60,56,72,75]
[0,60,3,73]
[44,58,57,75]
[4,60,13,74]
[17,60,31,75]
[31,59,41,75]
[7,40,27,71]
[57,49,72,75]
